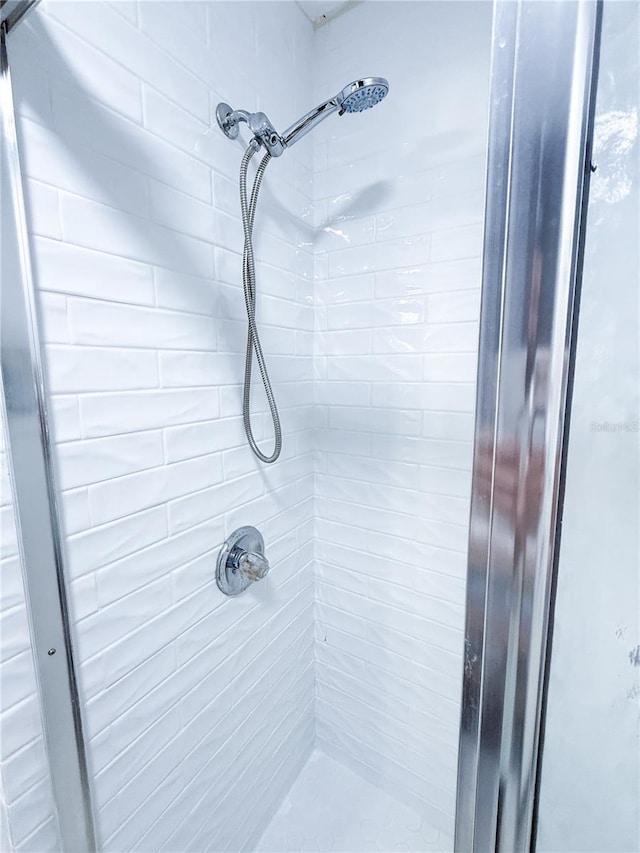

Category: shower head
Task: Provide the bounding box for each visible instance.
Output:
[281,76,389,148]
[337,78,389,114]
[217,77,389,156]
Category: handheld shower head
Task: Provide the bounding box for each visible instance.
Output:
[217,77,389,155]
[337,78,389,114]
[216,76,389,463]
[281,76,389,148]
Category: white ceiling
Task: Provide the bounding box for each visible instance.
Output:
[296,1,359,28]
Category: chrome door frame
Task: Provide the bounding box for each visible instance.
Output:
[455,1,602,851]
[0,0,39,32]
[1,6,97,851]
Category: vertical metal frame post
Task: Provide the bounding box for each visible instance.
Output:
[455,1,602,851]
[1,17,96,853]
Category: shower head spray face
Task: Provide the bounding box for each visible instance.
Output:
[281,76,389,147]
[338,78,389,113]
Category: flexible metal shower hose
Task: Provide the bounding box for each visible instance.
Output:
[239,141,282,463]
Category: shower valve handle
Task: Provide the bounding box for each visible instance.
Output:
[235,549,270,582]
[216,526,270,596]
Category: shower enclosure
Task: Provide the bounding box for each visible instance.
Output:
[0,1,637,852]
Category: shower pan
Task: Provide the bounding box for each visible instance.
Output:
[1,2,633,853]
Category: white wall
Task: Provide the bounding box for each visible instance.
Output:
[536,2,640,850]
[8,2,315,850]
[312,1,491,837]
[0,417,58,851]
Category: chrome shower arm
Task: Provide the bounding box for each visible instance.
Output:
[282,98,341,148]
[223,107,253,128]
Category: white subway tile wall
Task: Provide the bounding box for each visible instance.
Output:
[2,1,492,850]
[312,1,490,836]
[7,2,315,850]
[0,416,58,851]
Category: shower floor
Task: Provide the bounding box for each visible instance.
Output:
[255,750,452,853]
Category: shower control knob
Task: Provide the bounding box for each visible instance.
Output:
[237,550,270,582]
[216,526,270,596]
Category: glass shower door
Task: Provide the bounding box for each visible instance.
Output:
[535,2,640,850]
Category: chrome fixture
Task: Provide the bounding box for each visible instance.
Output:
[217,78,389,463]
[238,141,283,463]
[1,22,97,853]
[282,78,389,148]
[216,526,270,597]
[215,104,285,157]
[454,2,602,851]
[217,78,389,156]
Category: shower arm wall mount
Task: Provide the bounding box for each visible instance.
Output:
[216,99,342,157]
[216,103,286,157]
